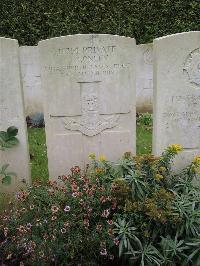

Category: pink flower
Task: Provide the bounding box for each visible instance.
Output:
[86,189,94,196]
[101,209,110,218]
[59,175,69,181]
[64,205,70,212]
[71,166,81,173]
[99,186,105,192]
[17,225,26,233]
[61,228,66,234]
[3,227,8,237]
[100,196,106,203]
[51,216,57,221]
[51,205,59,213]
[92,184,97,190]
[26,223,32,230]
[72,192,78,197]
[83,178,90,184]
[71,183,79,192]
[100,248,107,256]
[87,208,93,214]
[74,166,81,173]
[77,192,83,197]
[112,201,117,210]
[114,238,120,246]
[107,220,113,225]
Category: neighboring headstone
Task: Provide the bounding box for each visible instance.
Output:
[153,31,200,169]
[136,43,153,113]
[39,34,136,179]
[19,46,42,116]
[0,38,30,191]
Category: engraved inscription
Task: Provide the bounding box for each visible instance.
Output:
[44,44,132,78]
[183,48,200,87]
[44,62,131,77]
[171,94,200,105]
[163,111,200,123]
[63,82,119,136]
[55,46,116,56]
[163,94,200,124]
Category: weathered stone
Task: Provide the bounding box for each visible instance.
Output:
[39,34,136,179]
[0,38,30,191]
[19,46,42,116]
[153,32,200,169]
[136,43,153,112]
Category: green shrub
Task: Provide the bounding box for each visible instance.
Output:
[0,0,199,45]
[112,145,200,265]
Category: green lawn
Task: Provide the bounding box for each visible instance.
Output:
[28,125,152,182]
[136,125,152,155]
[28,128,49,183]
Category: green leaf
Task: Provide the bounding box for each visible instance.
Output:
[0,131,8,141]
[7,126,18,137]
[6,137,19,146]
[2,175,12,185]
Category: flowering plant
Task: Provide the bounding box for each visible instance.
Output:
[0,158,119,265]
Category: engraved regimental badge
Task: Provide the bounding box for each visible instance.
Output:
[183,48,200,87]
[63,81,120,136]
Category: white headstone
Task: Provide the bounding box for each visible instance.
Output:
[39,34,136,179]
[19,46,42,116]
[136,43,153,113]
[0,38,30,191]
[153,32,200,169]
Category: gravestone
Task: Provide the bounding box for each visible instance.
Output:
[19,46,42,116]
[153,31,200,169]
[136,43,153,113]
[0,38,30,191]
[39,34,136,179]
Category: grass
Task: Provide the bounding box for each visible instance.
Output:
[137,125,152,155]
[28,128,48,183]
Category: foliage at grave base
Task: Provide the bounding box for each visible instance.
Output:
[136,112,153,128]
[0,126,19,151]
[0,126,19,185]
[0,145,200,265]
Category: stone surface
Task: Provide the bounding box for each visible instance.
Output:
[0,38,30,191]
[153,31,200,169]
[19,46,42,116]
[136,43,153,112]
[39,34,136,179]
